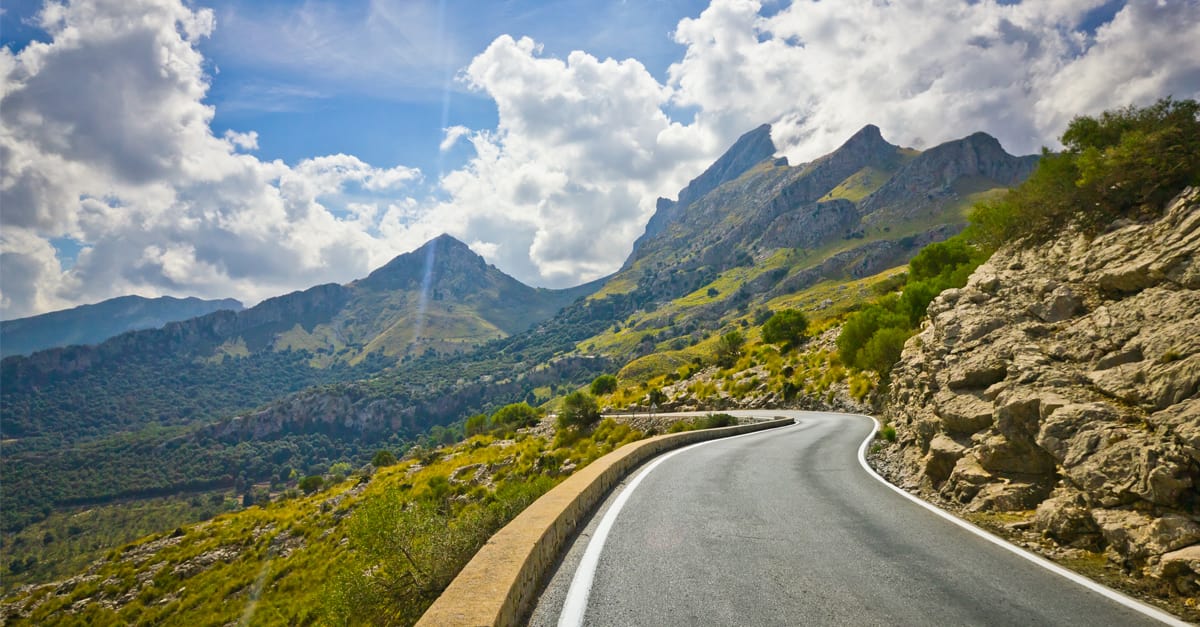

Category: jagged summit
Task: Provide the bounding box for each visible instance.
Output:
[677,123,776,208]
[632,124,779,259]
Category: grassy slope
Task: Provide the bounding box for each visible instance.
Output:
[0,421,652,625]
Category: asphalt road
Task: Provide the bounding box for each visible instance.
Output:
[529,411,1178,627]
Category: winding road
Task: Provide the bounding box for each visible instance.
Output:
[529,411,1185,626]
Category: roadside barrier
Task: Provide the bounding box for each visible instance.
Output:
[416,416,794,626]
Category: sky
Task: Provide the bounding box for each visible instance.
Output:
[2,0,1199,319]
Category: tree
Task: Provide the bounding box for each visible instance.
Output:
[299,475,324,494]
[715,330,745,367]
[589,374,618,396]
[371,450,397,467]
[464,413,490,437]
[761,309,809,348]
[969,98,1200,247]
[647,388,667,406]
[329,462,353,482]
[492,402,540,428]
[558,391,600,430]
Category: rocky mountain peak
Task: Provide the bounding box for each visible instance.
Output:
[676,123,777,208]
[631,124,778,256]
[359,234,489,292]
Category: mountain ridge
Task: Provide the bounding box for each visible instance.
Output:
[0,295,243,358]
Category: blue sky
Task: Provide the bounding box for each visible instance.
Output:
[3,0,710,179]
[2,0,1198,318]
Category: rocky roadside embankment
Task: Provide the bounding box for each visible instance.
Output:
[873,188,1200,618]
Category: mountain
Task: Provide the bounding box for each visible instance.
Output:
[0,235,599,531]
[3,234,594,390]
[0,121,1035,546]
[0,295,243,358]
[203,122,1039,452]
[580,123,1036,368]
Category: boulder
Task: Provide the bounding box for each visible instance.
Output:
[933,391,993,434]
[923,434,965,486]
[1034,492,1102,550]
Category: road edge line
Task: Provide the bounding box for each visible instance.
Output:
[853,414,1190,627]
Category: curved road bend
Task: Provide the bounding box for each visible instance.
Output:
[529,410,1177,627]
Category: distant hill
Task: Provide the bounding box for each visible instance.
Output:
[1,235,596,446]
[0,295,243,358]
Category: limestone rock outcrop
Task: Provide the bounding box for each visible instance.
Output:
[877,188,1200,599]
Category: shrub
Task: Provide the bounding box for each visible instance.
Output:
[491,403,541,428]
[589,374,618,396]
[557,391,600,430]
[969,98,1200,247]
[371,450,397,467]
[857,327,912,377]
[715,330,746,368]
[761,309,809,349]
[298,476,323,495]
[464,413,490,437]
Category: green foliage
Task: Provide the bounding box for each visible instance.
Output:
[880,424,897,442]
[715,330,746,368]
[557,391,601,430]
[837,299,908,367]
[857,327,911,376]
[969,98,1200,247]
[837,232,985,377]
[464,413,490,437]
[299,476,324,495]
[646,388,667,406]
[328,462,353,482]
[667,413,738,433]
[0,491,236,594]
[491,402,541,428]
[589,374,618,396]
[371,450,397,467]
[761,309,809,348]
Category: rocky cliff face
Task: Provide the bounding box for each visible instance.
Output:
[876,188,1200,603]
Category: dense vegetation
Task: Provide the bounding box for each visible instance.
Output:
[971,97,1200,247]
[0,417,651,625]
[836,236,985,377]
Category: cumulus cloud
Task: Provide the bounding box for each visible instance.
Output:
[402,35,708,286]
[439,125,471,152]
[0,0,421,318]
[2,0,1198,317]
[667,0,1200,163]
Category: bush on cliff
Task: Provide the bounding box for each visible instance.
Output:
[970,97,1200,248]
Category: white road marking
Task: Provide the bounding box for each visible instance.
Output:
[557,421,798,627]
[853,414,1190,627]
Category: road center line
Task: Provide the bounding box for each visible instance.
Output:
[853,414,1189,627]
[557,421,799,627]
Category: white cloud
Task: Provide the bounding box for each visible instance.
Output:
[439,125,471,152]
[0,0,422,318]
[403,35,706,287]
[666,0,1200,163]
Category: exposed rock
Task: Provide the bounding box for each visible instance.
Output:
[1034,491,1102,549]
[876,187,1200,601]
